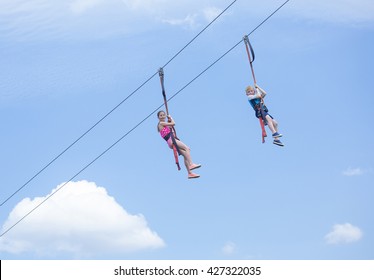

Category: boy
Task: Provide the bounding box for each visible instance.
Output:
[246,84,284,146]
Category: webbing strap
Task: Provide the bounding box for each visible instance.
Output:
[159,68,181,170]
[258,105,268,143]
[172,145,181,171]
[244,36,267,143]
[244,35,257,84]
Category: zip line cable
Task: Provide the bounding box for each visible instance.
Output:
[0,0,290,238]
[247,0,290,36]
[0,0,238,208]
[162,0,237,69]
[0,105,163,238]
[0,74,155,207]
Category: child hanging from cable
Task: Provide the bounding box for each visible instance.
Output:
[157,110,201,179]
[245,84,284,146]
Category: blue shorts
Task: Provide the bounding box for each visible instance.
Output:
[255,104,271,117]
[255,106,273,125]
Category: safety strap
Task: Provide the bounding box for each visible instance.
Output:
[244,35,267,143]
[159,68,181,170]
[257,104,268,143]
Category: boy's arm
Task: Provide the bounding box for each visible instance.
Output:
[247,94,261,100]
[248,89,262,100]
[255,85,267,98]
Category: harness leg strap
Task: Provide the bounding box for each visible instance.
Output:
[172,145,181,170]
[170,132,181,156]
[259,106,267,143]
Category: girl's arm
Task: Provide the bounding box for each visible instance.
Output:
[159,116,175,127]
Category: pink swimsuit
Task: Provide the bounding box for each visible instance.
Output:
[160,126,173,148]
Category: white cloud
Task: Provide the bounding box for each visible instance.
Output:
[0,0,232,41]
[222,241,236,255]
[161,5,224,29]
[0,180,165,258]
[1,0,373,42]
[342,167,365,176]
[119,0,374,26]
[203,7,223,22]
[325,223,363,244]
[162,14,198,28]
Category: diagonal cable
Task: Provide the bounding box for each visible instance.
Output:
[0,0,290,238]
[0,0,238,207]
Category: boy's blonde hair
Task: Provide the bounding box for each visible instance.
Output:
[245,85,253,92]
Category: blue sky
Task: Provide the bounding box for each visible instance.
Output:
[0,0,373,260]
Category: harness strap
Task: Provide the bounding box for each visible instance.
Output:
[163,133,181,155]
[244,35,257,84]
[172,145,181,171]
[163,132,181,170]
[244,35,267,143]
[159,68,181,170]
[256,104,268,143]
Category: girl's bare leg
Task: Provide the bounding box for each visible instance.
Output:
[175,139,194,173]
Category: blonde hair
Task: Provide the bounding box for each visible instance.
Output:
[245,85,253,92]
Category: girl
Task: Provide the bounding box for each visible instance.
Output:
[157,110,201,179]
